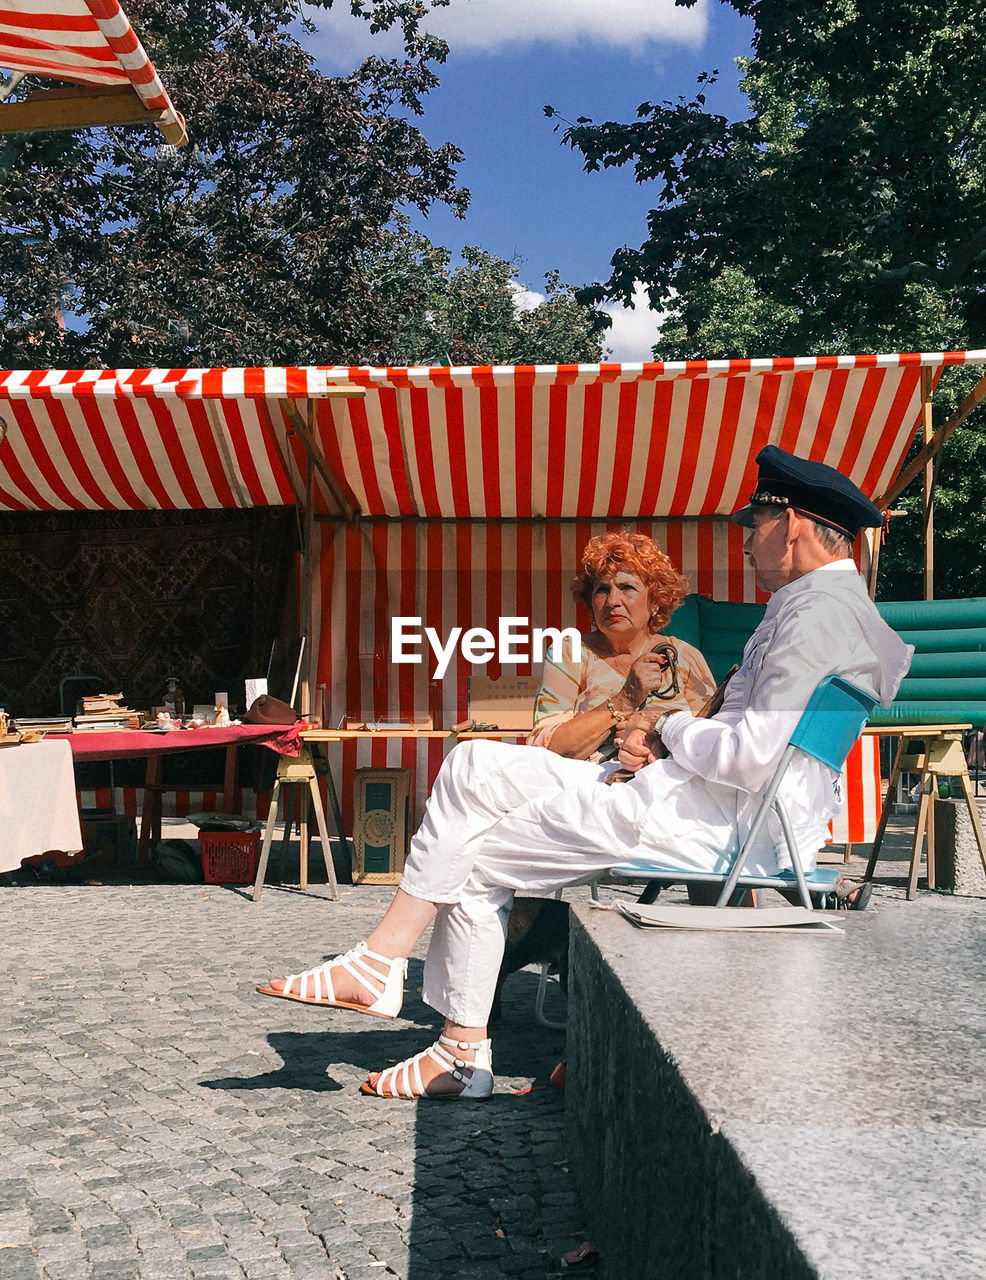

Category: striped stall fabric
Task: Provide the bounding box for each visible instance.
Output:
[0,0,184,139]
[77,784,272,824]
[313,354,970,520]
[4,354,985,837]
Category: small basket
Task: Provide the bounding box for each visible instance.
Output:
[199,829,261,884]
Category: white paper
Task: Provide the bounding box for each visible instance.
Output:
[244,678,267,708]
[615,902,843,933]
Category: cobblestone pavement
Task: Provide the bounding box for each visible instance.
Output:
[1,867,588,1280]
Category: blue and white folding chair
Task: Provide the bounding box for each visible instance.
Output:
[607,675,878,909]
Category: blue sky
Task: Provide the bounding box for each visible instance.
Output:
[303,0,755,360]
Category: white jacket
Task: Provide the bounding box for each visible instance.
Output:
[630,562,913,875]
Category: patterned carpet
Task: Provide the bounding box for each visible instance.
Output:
[0,506,297,769]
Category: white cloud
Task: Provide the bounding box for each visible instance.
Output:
[509,279,543,313]
[511,278,666,362]
[306,0,707,66]
[599,283,665,363]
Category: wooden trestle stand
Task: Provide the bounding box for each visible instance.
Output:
[864,724,986,899]
[251,745,344,901]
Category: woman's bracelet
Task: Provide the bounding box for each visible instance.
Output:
[605,696,631,721]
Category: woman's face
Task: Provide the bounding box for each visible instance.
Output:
[590,570,653,638]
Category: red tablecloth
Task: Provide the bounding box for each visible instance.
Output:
[50,721,303,761]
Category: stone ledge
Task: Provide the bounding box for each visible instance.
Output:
[566,898,986,1279]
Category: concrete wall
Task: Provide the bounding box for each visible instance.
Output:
[564,897,986,1280]
[565,910,816,1279]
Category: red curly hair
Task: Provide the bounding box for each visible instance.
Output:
[572,531,689,633]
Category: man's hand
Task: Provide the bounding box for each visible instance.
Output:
[616,726,666,772]
[624,706,674,736]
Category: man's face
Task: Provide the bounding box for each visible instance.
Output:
[742,507,794,593]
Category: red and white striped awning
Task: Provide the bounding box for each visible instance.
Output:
[0,0,185,143]
[0,353,983,518]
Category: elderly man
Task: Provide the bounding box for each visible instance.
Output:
[257,446,912,1100]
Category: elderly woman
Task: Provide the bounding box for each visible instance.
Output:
[529,531,715,761]
[258,532,715,1098]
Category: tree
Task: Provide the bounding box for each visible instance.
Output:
[361,226,605,364]
[0,0,469,367]
[554,0,986,359]
[551,0,986,595]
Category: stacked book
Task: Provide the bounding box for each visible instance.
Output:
[13,714,74,732]
[73,692,139,732]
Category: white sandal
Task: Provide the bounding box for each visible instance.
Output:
[360,1035,494,1100]
[256,941,407,1018]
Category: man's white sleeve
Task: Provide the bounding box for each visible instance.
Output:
[659,602,861,793]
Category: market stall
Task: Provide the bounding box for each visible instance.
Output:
[1,353,983,838]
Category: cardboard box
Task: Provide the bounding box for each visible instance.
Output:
[466,675,539,731]
[80,810,138,865]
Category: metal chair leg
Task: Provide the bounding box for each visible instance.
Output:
[535,961,567,1030]
[532,883,594,1030]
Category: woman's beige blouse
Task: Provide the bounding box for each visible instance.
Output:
[528,634,717,757]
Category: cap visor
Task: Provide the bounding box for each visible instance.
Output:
[731,504,756,528]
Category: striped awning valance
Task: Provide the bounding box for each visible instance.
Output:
[0,353,982,518]
[0,0,184,141]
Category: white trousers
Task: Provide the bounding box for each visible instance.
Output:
[399,739,660,1026]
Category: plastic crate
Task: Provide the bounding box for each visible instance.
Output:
[199,829,261,884]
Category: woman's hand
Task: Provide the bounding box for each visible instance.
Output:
[621,649,674,708]
[541,695,632,759]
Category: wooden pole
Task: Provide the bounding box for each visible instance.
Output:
[866,526,882,600]
[278,399,357,520]
[300,445,315,717]
[0,84,188,145]
[920,368,934,600]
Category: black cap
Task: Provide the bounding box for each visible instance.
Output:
[731,445,883,539]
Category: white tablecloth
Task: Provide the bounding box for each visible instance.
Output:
[0,739,83,871]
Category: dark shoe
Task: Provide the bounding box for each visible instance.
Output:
[835,880,872,911]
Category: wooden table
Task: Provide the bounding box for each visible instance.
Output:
[53,723,303,864]
[863,723,986,898]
